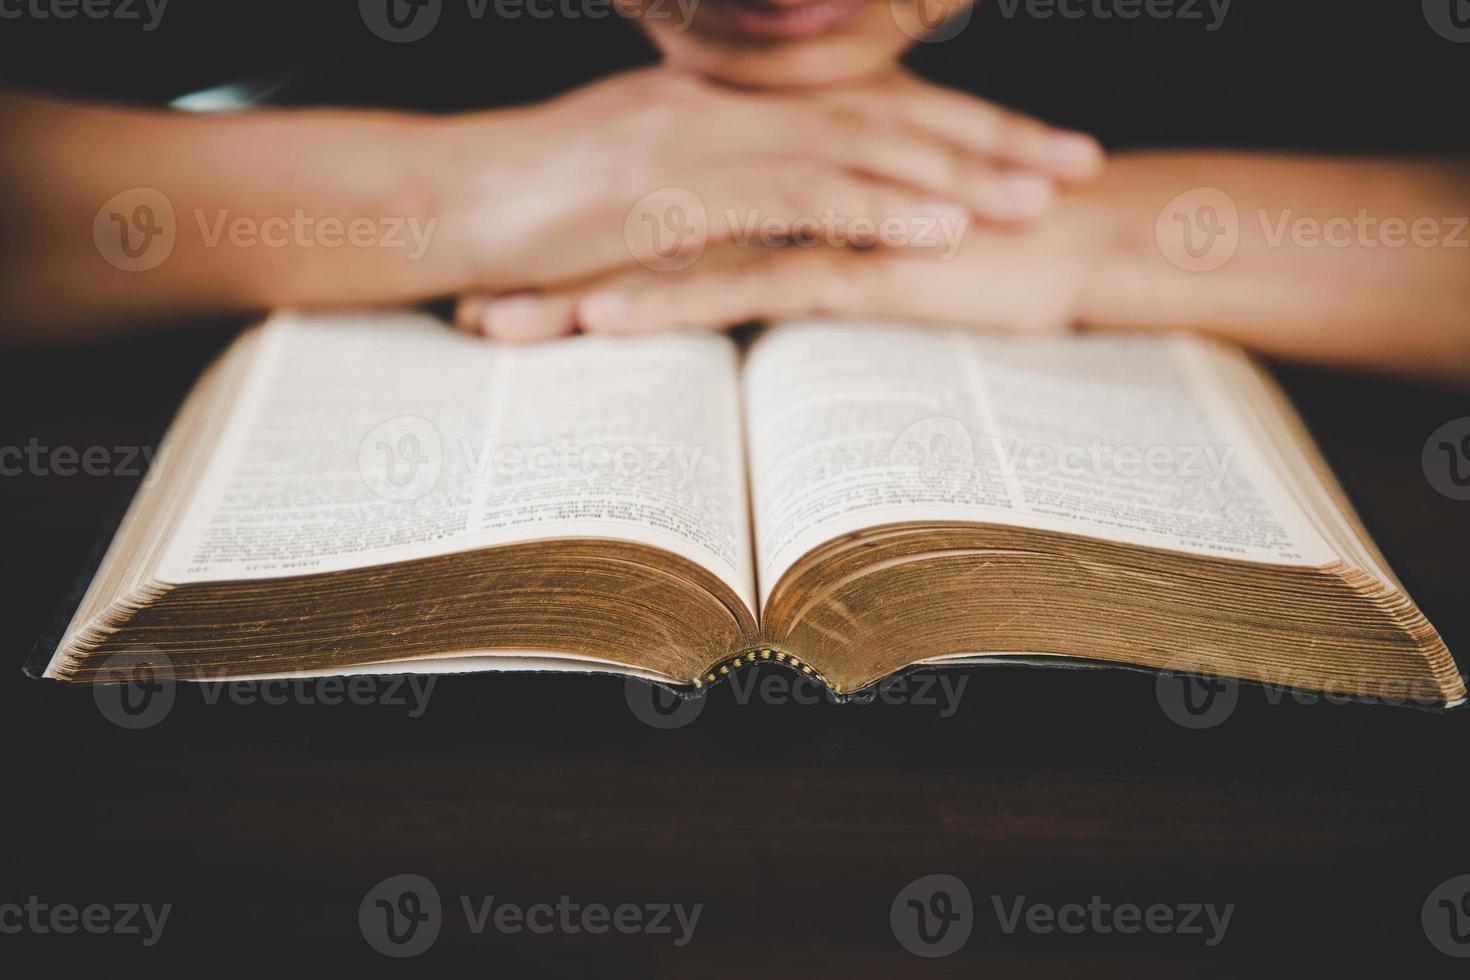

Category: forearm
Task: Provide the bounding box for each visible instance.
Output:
[0,95,472,340]
[1075,152,1470,379]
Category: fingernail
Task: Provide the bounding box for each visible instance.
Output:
[917,199,971,224]
[580,292,631,333]
[1049,132,1104,176]
[999,172,1054,218]
[480,296,543,339]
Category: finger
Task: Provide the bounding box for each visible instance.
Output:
[628,164,976,269]
[454,294,491,333]
[817,81,1105,183]
[578,248,866,335]
[578,238,1074,337]
[477,292,579,342]
[756,104,1059,223]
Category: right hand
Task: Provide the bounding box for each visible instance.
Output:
[435,66,1105,307]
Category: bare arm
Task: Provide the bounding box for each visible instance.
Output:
[0,93,463,340]
[1081,152,1470,379]
[0,72,1098,342]
[505,151,1470,381]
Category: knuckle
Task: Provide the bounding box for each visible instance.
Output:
[774,163,825,214]
[993,116,1048,159]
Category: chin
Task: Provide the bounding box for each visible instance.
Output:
[660,35,906,90]
[638,2,921,91]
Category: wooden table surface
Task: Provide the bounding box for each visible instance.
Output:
[2,320,1468,977]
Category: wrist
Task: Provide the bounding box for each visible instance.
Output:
[1062,155,1176,334]
[361,111,481,297]
[422,107,550,295]
[197,108,475,308]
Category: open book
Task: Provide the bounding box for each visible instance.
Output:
[39,311,1464,707]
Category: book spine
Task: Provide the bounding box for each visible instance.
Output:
[693,647,834,692]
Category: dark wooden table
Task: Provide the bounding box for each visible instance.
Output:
[3,320,1468,977]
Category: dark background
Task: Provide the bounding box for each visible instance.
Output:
[2,0,1468,154]
[2,1,1469,975]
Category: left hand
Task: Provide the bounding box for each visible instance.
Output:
[453,194,1114,341]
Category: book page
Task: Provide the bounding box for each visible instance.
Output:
[743,319,1335,605]
[156,311,755,612]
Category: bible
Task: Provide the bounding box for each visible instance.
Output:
[36,310,1465,707]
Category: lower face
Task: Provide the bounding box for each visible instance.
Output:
[627,0,978,89]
